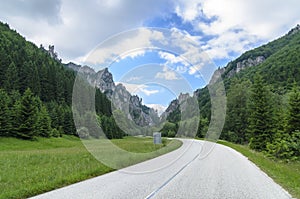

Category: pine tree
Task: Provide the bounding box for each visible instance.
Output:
[29,64,41,96]
[16,88,39,140]
[287,84,300,134]
[0,89,11,136]
[63,108,76,135]
[223,79,251,143]
[3,61,19,92]
[197,117,209,138]
[247,75,274,151]
[35,105,52,137]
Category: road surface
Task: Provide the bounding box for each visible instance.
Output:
[30,139,292,199]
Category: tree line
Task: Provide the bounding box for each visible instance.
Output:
[193,26,300,160]
[221,75,300,160]
[0,22,124,140]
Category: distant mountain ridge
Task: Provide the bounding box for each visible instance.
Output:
[65,62,159,127]
[210,24,300,84]
[163,24,300,123]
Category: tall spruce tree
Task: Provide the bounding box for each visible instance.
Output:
[287,84,300,134]
[4,61,19,92]
[35,105,52,137]
[247,75,274,151]
[223,79,251,143]
[16,88,39,139]
[0,89,11,136]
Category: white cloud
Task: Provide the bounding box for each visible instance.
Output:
[158,51,190,66]
[117,83,159,96]
[138,88,160,96]
[201,30,258,60]
[155,65,181,80]
[1,0,300,65]
[116,82,141,93]
[175,0,202,22]
[174,0,300,61]
[175,65,188,73]
[0,0,173,62]
[188,62,204,75]
[124,76,143,83]
[85,28,164,66]
[2,0,299,83]
[119,49,146,60]
[199,0,300,38]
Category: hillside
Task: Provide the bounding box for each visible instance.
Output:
[65,62,159,127]
[0,22,123,139]
[194,24,300,118]
[191,24,300,119]
[215,24,300,90]
[0,22,79,139]
[164,24,300,160]
[0,21,160,140]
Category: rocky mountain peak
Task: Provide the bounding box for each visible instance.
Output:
[96,68,115,94]
[47,45,61,62]
[178,93,190,103]
[161,93,191,120]
[65,62,81,71]
[65,63,159,127]
[209,55,266,84]
[288,24,300,35]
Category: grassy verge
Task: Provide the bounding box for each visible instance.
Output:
[217,140,300,199]
[0,136,182,199]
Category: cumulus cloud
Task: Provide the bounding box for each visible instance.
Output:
[159,51,189,66]
[1,0,299,68]
[175,0,203,22]
[155,65,181,80]
[0,0,173,62]
[199,0,300,38]
[138,87,160,96]
[124,76,143,83]
[85,28,164,66]
[118,83,159,96]
[174,0,300,61]
[0,0,62,25]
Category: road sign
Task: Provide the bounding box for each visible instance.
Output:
[153,132,161,144]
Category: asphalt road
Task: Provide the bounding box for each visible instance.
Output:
[30,139,292,199]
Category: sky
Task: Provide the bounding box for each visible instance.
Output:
[0,0,299,114]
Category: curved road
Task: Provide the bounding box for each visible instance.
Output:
[30,139,292,199]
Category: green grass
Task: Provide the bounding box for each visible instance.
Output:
[81,136,182,169]
[217,140,300,199]
[0,136,182,199]
[112,136,169,153]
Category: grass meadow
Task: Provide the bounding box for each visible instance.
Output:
[0,136,182,199]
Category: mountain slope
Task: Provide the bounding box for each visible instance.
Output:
[65,62,159,127]
[0,21,125,139]
[163,25,300,148]
[194,24,300,116]
[219,24,300,83]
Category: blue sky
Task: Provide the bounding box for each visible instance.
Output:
[84,27,215,113]
[0,0,299,113]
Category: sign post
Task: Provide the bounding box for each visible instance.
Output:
[153,132,162,144]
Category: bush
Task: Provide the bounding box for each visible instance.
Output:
[266,131,300,160]
[167,130,176,138]
[51,128,60,137]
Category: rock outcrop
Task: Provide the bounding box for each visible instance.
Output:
[65,62,159,127]
[288,24,300,35]
[210,55,265,84]
[161,93,193,121]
